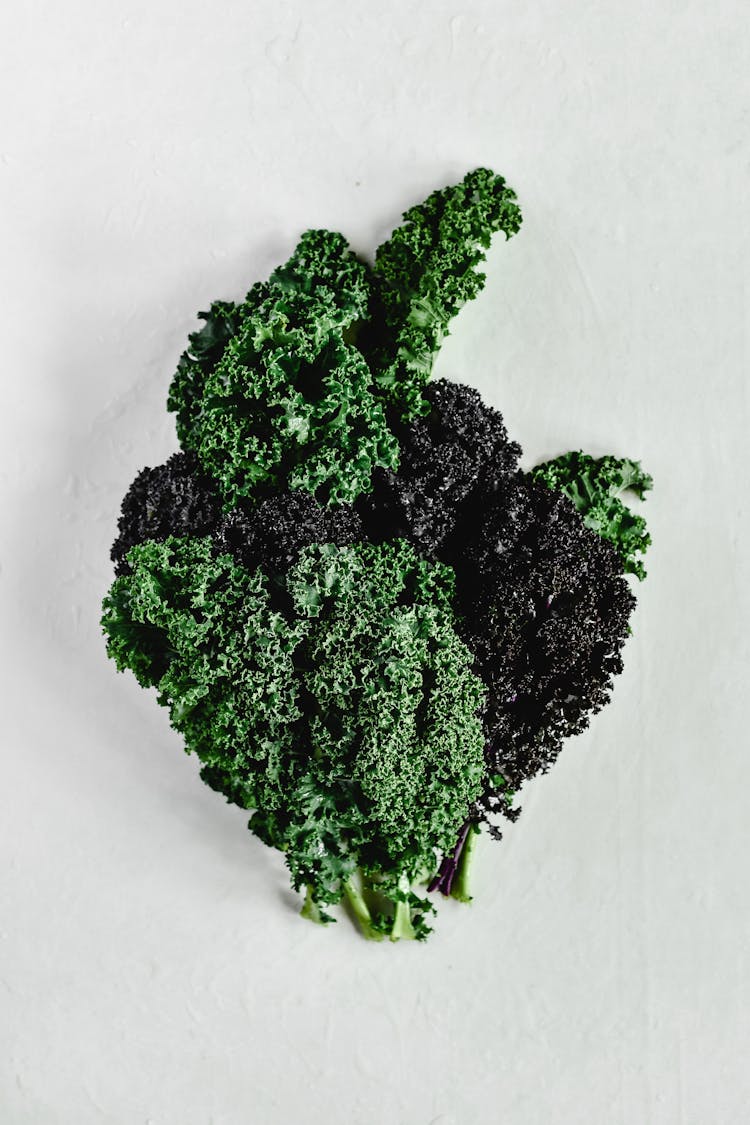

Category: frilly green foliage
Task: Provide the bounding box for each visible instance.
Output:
[168,171,524,506]
[366,167,522,419]
[168,229,398,508]
[168,299,244,451]
[531,452,653,579]
[101,536,486,939]
[101,537,303,812]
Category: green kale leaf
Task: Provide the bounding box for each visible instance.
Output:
[531,451,653,579]
[168,230,398,509]
[102,536,303,812]
[365,167,522,419]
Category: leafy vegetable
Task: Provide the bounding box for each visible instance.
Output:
[358,378,521,553]
[104,168,652,941]
[102,536,303,812]
[110,452,221,576]
[364,167,522,419]
[102,537,485,940]
[217,489,364,577]
[531,452,653,579]
[168,230,398,508]
[358,386,639,829]
[451,476,636,822]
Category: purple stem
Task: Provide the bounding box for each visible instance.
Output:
[428,819,473,896]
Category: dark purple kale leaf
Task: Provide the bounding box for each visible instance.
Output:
[215,490,364,576]
[450,474,635,826]
[111,452,222,576]
[111,451,364,582]
[357,378,521,555]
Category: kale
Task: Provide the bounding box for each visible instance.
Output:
[216,490,364,577]
[102,538,485,940]
[168,300,244,446]
[168,230,398,509]
[363,167,522,419]
[357,378,521,554]
[103,168,652,941]
[450,475,636,823]
[110,452,222,577]
[352,386,640,835]
[111,453,364,582]
[102,537,303,813]
[531,451,653,579]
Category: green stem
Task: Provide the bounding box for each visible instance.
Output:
[451,824,481,903]
[300,885,327,924]
[389,874,417,942]
[343,878,384,942]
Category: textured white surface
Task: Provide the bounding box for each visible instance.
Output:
[1,2,748,1122]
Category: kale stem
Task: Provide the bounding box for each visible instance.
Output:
[428,819,472,896]
[343,877,384,942]
[389,874,417,942]
[451,823,481,902]
[300,885,326,924]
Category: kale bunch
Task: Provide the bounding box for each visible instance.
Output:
[103,537,484,940]
[103,169,652,940]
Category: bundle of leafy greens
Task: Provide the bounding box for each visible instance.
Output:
[103,169,652,941]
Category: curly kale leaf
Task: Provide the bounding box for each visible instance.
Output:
[265,227,371,309]
[101,537,303,812]
[274,542,486,935]
[168,299,247,448]
[110,452,366,584]
[357,378,521,554]
[101,537,486,940]
[531,451,653,579]
[289,543,483,851]
[216,489,365,577]
[365,168,522,419]
[110,452,222,577]
[450,475,635,817]
[168,230,398,508]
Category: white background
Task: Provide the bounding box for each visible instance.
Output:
[1,2,748,1122]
